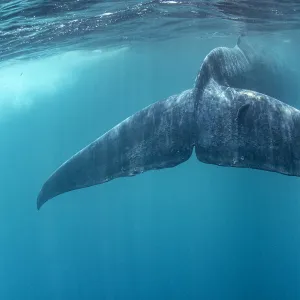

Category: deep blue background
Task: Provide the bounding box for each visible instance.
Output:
[0,36,300,299]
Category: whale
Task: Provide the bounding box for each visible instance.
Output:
[37,37,300,210]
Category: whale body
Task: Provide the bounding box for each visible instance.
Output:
[37,37,300,210]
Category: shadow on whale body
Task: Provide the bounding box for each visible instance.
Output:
[37,37,300,210]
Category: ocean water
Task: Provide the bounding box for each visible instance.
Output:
[1,1,300,299]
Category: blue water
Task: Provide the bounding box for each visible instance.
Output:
[1,1,300,299]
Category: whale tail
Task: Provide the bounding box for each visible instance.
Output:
[37,90,195,209]
[37,38,298,209]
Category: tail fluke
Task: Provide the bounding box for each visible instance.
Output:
[37,39,299,210]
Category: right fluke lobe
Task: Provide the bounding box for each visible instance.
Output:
[37,90,195,209]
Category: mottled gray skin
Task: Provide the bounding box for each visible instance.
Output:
[193,37,298,103]
[196,80,300,175]
[37,90,195,208]
[37,38,300,209]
